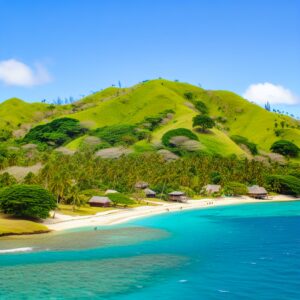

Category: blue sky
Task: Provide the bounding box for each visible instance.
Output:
[0,0,299,116]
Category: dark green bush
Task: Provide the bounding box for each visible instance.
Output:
[93,124,146,146]
[162,128,198,147]
[231,135,258,155]
[194,101,208,114]
[266,175,300,196]
[210,171,221,184]
[184,92,194,100]
[140,109,174,131]
[192,115,215,132]
[0,184,56,219]
[24,118,86,147]
[270,140,299,157]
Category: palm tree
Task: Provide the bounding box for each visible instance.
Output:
[49,173,69,218]
[68,185,83,212]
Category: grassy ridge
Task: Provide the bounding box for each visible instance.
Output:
[0,98,48,129]
[2,79,299,158]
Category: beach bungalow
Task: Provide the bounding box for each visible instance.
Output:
[247,185,268,199]
[135,181,149,189]
[105,189,118,195]
[144,188,156,198]
[168,191,187,202]
[203,184,221,195]
[88,196,112,207]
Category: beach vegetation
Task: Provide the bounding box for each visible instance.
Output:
[223,181,248,196]
[0,185,56,219]
[107,193,135,207]
[266,175,300,196]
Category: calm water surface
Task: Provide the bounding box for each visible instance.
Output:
[1,201,300,299]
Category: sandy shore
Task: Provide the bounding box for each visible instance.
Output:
[44,195,298,231]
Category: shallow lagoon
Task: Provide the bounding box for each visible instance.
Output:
[1,201,300,299]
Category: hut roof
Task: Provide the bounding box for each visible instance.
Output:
[247,185,267,194]
[105,189,118,195]
[204,184,221,193]
[169,191,185,196]
[144,188,156,195]
[135,181,149,189]
[88,196,111,204]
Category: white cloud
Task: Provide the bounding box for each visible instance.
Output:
[243,82,299,105]
[0,59,51,87]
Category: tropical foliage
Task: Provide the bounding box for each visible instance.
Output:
[192,115,215,132]
[24,118,86,147]
[92,124,147,146]
[223,181,248,196]
[0,184,56,219]
[266,175,300,196]
[270,140,299,157]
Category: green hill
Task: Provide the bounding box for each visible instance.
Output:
[1,79,299,160]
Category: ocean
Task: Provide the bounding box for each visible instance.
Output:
[1,201,300,299]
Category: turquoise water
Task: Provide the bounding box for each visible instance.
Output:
[1,201,300,299]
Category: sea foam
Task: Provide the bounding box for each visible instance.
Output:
[0,247,33,254]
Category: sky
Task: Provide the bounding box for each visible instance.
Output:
[0,0,299,116]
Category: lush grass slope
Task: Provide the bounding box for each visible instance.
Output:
[2,79,300,159]
[0,98,48,129]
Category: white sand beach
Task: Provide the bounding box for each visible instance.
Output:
[45,195,298,231]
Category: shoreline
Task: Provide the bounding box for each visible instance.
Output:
[44,195,299,232]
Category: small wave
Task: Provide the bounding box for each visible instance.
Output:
[179,279,188,283]
[218,290,230,293]
[0,247,33,254]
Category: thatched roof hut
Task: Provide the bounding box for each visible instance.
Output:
[144,188,156,198]
[203,184,221,194]
[135,181,149,189]
[168,191,187,202]
[88,196,112,207]
[105,189,118,195]
[247,185,268,199]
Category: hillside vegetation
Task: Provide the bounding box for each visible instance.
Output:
[1,79,299,160]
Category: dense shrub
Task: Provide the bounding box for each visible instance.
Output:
[93,125,146,146]
[162,128,198,147]
[270,140,299,157]
[0,184,56,219]
[0,172,17,188]
[231,135,258,155]
[210,171,221,184]
[140,109,174,131]
[107,193,135,206]
[194,101,208,115]
[0,129,12,142]
[184,92,194,100]
[224,181,247,196]
[24,118,86,147]
[192,115,215,132]
[266,175,300,196]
